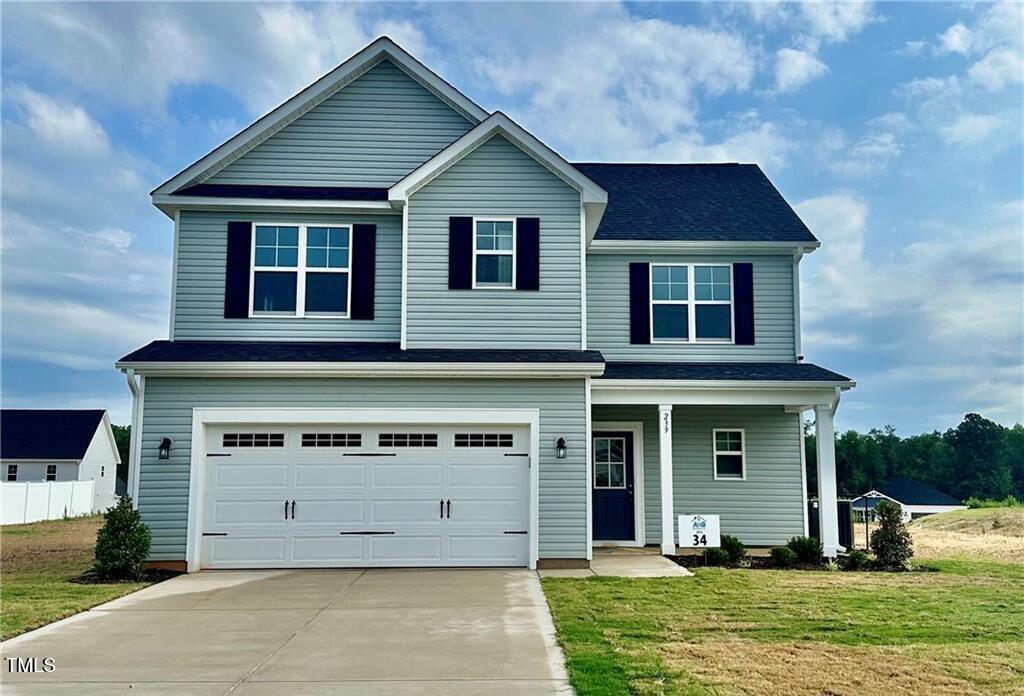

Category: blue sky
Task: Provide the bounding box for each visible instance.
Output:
[1,2,1021,433]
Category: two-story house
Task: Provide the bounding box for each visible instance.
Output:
[117,37,853,572]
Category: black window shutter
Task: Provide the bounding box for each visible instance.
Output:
[350,224,376,320]
[733,262,755,345]
[515,217,540,290]
[448,216,473,289]
[224,221,252,319]
[629,262,651,344]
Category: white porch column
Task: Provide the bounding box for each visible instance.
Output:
[814,404,841,557]
[659,404,675,554]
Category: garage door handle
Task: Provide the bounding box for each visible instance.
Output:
[291,500,296,519]
[284,500,289,520]
[446,499,451,519]
[440,499,444,519]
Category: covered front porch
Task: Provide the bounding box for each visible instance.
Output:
[588,363,855,558]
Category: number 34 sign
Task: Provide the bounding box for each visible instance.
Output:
[678,514,721,548]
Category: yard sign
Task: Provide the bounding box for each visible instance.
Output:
[678,514,721,548]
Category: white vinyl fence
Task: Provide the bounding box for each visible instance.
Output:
[1,480,95,525]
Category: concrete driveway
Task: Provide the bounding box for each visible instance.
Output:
[1,569,571,695]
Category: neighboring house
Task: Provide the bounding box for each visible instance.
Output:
[852,478,966,522]
[117,37,854,573]
[0,409,120,512]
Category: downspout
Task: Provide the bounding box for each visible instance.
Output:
[124,369,141,507]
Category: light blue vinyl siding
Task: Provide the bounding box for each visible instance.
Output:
[206,59,473,187]
[592,404,805,546]
[138,377,588,560]
[405,134,583,349]
[587,254,797,361]
[172,210,400,341]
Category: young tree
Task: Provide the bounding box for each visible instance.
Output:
[870,500,913,570]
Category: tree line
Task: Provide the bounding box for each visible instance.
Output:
[805,413,1024,502]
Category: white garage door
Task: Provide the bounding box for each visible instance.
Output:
[200,424,530,568]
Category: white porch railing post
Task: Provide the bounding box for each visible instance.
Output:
[814,404,841,557]
[659,404,675,554]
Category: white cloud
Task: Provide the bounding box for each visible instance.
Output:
[969,48,1024,91]
[1,3,427,116]
[830,112,909,177]
[774,48,829,92]
[469,11,755,159]
[6,85,109,154]
[898,40,926,56]
[937,22,973,55]
[796,1,876,51]
[646,122,794,169]
[798,194,1024,422]
[939,113,1005,145]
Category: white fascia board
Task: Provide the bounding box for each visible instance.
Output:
[151,37,488,198]
[98,412,122,465]
[587,239,821,254]
[152,195,398,220]
[591,380,851,406]
[114,361,605,379]
[389,112,608,208]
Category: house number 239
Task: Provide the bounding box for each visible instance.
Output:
[663,413,670,434]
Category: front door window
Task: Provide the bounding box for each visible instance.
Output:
[593,437,626,489]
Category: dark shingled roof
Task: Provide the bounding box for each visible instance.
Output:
[1,409,106,460]
[173,184,389,201]
[599,362,852,382]
[118,341,605,365]
[572,163,817,243]
[872,477,963,507]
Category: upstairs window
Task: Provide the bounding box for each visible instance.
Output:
[251,224,350,317]
[713,429,745,480]
[6,464,17,481]
[46,464,57,481]
[473,219,515,288]
[651,264,732,343]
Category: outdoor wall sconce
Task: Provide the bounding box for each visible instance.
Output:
[158,438,172,460]
[555,437,567,459]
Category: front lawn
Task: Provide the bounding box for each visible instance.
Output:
[543,559,1024,695]
[1,515,151,640]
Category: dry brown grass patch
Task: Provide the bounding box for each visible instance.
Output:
[1,515,102,572]
[661,637,1024,696]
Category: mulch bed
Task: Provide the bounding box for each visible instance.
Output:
[668,554,938,573]
[71,569,182,585]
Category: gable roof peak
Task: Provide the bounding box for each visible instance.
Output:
[152,36,488,200]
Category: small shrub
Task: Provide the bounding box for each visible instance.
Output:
[786,535,824,566]
[845,549,871,571]
[719,534,746,565]
[870,500,913,571]
[94,497,151,581]
[770,546,797,569]
[966,495,1021,509]
[825,559,840,572]
[703,547,731,566]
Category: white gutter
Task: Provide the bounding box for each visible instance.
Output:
[123,369,144,507]
[114,361,606,379]
[152,195,396,219]
[587,239,820,254]
[593,378,855,391]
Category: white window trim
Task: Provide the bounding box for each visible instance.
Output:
[248,222,353,319]
[649,262,735,344]
[592,436,628,490]
[471,216,516,289]
[45,464,57,481]
[712,428,746,481]
[6,464,17,481]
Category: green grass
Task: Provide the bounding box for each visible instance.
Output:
[1,516,150,640]
[543,559,1024,695]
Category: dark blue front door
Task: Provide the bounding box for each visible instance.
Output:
[592,431,635,541]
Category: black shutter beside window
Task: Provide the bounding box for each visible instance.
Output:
[515,217,540,290]
[350,224,376,320]
[629,262,651,344]
[224,221,252,319]
[448,216,473,289]
[733,262,755,345]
